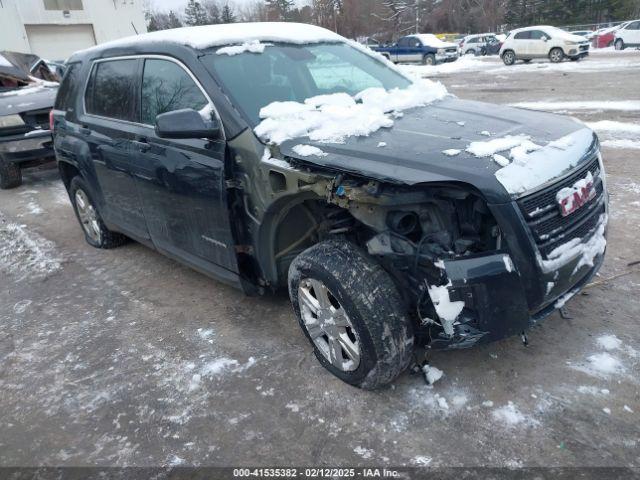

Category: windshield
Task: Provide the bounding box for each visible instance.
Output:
[202,42,412,126]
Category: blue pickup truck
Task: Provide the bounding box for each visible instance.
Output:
[372,34,460,65]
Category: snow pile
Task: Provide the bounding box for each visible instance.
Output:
[596,334,622,351]
[510,101,640,112]
[586,352,623,375]
[587,120,640,134]
[492,402,539,428]
[466,134,541,166]
[493,128,595,195]
[540,214,607,272]
[422,365,444,385]
[255,80,448,144]
[601,139,640,149]
[216,40,269,56]
[0,221,62,280]
[442,149,461,156]
[353,446,374,459]
[412,456,433,466]
[292,144,327,157]
[427,281,464,335]
[200,357,239,377]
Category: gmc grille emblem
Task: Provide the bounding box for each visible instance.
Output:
[556,170,597,217]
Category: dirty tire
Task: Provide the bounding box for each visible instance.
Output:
[549,47,564,63]
[502,50,516,65]
[69,176,127,249]
[0,154,22,189]
[615,39,625,50]
[423,54,436,66]
[288,240,414,389]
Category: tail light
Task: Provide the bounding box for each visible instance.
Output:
[49,109,54,131]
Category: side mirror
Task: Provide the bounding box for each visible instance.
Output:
[542,36,548,42]
[155,108,220,139]
[414,42,420,47]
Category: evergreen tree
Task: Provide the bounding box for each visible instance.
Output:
[168,10,183,28]
[221,4,237,23]
[203,0,222,24]
[266,0,295,20]
[184,0,209,26]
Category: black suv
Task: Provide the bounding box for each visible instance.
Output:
[52,23,608,389]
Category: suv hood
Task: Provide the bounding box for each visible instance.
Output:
[0,84,57,115]
[279,98,594,204]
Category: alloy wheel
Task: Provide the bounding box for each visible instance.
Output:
[298,278,361,372]
[75,189,102,243]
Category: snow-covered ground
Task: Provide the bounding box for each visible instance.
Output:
[400,50,640,79]
[0,49,639,469]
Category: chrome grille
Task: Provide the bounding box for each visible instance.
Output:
[518,150,605,258]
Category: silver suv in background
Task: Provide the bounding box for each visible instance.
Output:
[460,34,501,55]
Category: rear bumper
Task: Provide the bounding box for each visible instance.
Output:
[0,130,53,164]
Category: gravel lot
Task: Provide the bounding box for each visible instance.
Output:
[1,51,639,469]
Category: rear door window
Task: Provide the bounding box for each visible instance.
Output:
[140,59,208,126]
[54,62,81,111]
[85,59,138,121]
[514,31,531,40]
[529,30,547,40]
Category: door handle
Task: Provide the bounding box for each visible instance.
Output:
[132,139,150,153]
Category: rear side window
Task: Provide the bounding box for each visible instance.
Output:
[85,59,138,121]
[530,30,547,40]
[54,62,80,111]
[141,59,208,126]
[514,31,531,40]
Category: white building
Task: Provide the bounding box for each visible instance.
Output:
[0,0,148,61]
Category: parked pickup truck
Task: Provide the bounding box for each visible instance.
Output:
[373,34,459,65]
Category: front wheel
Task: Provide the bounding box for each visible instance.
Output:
[288,240,414,389]
[0,154,22,189]
[549,47,564,63]
[502,50,516,65]
[615,39,625,50]
[422,53,436,65]
[69,176,127,249]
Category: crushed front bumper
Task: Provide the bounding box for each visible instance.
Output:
[0,130,54,164]
[424,243,605,350]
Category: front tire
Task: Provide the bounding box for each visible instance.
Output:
[549,47,564,63]
[502,50,516,65]
[69,176,127,249]
[0,154,22,189]
[422,53,436,66]
[615,39,625,50]
[288,240,414,389]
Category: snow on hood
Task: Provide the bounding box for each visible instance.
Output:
[254,80,449,144]
[78,22,344,54]
[491,128,595,194]
[411,34,458,49]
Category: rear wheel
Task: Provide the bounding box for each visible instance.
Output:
[615,39,625,50]
[288,240,414,389]
[422,53,436,65]
[549,47,564,63]
[0,154,22,189]
[502,50,516,65]
[465,49,475,56]
[69,176,127,249]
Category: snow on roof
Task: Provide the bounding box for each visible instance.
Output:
[79,22,344,55]
[409,34,456,48]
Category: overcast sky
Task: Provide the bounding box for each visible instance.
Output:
[149,0,191,12]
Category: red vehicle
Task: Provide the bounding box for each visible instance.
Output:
[593,23,629,48]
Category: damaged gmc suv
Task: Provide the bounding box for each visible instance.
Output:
[52,23,608,389]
